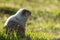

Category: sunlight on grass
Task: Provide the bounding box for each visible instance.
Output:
[0,0,60,40]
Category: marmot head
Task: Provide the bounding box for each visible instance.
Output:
[15,8,31,19]
[21,9,31,17]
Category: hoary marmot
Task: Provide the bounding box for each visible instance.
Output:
[4,8,31,38]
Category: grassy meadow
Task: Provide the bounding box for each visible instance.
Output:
[0,0,60,40]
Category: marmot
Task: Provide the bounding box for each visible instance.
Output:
[4,8,31,38]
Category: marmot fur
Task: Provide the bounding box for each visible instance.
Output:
[4,8,31,38]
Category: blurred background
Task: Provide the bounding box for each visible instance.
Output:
[0,0,60,40]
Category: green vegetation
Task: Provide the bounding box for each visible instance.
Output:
[0,0,60,40]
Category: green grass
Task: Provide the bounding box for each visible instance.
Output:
[0,10,60,40]
[0,0,60,40]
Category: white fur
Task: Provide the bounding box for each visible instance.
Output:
[4,8,30,27]
[4,15,15,26]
